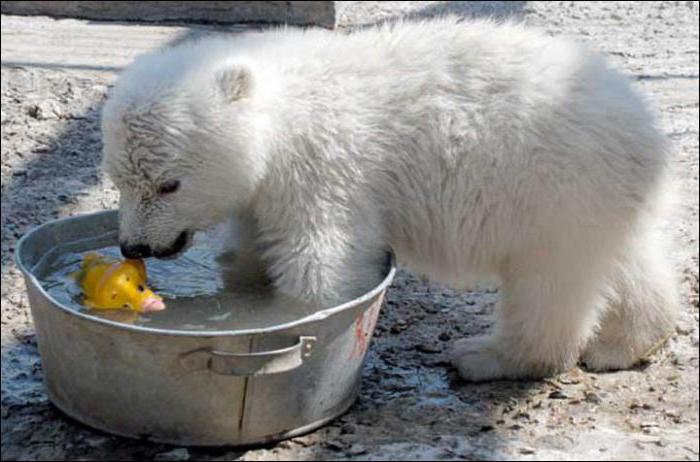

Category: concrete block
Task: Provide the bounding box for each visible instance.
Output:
[0,1,336,28]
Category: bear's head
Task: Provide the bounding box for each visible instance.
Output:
[101,45,272,259]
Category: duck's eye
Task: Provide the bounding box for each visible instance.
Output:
[158,180,180,195]
[112,293,117,299]
[138,285,145,292]
[122,304,128,309]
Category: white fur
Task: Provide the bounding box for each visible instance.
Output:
[102,18,678,381]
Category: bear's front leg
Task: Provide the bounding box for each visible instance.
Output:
[259,216,387,307]
[218,210,272,292]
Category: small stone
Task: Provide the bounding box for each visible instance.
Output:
[536,435,574,451]
[154,448,190,461]
[584,391,602,404]
[557,376,581,385]
[416,343,442,354]
[340,423,355,434]
[423,358,452,368]
[324,441,345,451]
[26,104,41,119]
[348,443,368,455]
[548,390,568,400]
[438,332,451,341]
[519,447,535,455]
[290,437,313,448]
[390,318,408,334]
[25,101,60,120]
[386,382,414,393]
[665,410,682,423]
[83,436,106,448]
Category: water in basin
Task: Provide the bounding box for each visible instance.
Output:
[34,231,321,332]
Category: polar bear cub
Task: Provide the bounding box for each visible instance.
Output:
[101,18,678,381]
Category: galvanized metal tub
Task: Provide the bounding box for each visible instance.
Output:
[15,211,396,446]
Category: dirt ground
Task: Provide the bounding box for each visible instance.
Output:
[1,1,698,460]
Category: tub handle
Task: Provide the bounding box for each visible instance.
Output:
[180,336,317,376]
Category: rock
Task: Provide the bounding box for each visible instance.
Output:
[630,401,655,411]
[348,443,368,455]
[423,358,452,368]
[154,448,190,461]
[519,446,535,454]
[324,440,346,451]
[548,390,569,400]
[82,435,106,448]
[416,343,442,354]
[557,376,581,385]
[25,101,61,120]
[584,391,602,404]
[26,104,41,119]
[390,318,408,334]
[535,434,574,451]
[386,382,414,393]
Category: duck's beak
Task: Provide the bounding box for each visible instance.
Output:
[140,296,166,312]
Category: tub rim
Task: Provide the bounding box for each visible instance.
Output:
[15,210,396,338]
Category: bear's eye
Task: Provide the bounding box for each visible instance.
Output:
[157,180,180,195]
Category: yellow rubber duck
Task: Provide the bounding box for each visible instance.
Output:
[75,253,165,313]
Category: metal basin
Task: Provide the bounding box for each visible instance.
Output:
[15,211,396,446]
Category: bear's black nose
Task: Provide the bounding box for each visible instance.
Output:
[120,243,152,259]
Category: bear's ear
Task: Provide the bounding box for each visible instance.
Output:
[216,65,253,102]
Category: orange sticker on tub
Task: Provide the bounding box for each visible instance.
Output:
[349,294,384,359]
